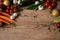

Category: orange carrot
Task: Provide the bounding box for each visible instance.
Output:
[0,12,10,17]
[0,15,15,23]
[0,19,10,24]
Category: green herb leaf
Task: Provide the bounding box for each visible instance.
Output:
[27,4,39,10]
[59,28,60,32]
[54,18,60,23]
[50,22,55,25]
[10,23,16,27]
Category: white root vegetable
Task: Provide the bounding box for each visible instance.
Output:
[17,0,20,5]
[13,0,17,4]
[10,13,18,19]
[38,5,44,10]
[13,13,18,17]
[35,1,39,5]
[17,0,22,5]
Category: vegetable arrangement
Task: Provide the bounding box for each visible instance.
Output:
[44,0,57,9]
[27,0,58,10]
[27,0,60,17]
[27,0,60,32]
[27,0,45,10]
[0,0,60,32]
[0,0,37,27]
[0,0,18,27]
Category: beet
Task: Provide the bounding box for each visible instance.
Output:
[0,3,3,8]
[56,22,60,28]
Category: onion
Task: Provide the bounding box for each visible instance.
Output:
[10,13,18,19]
[35,1,39,5]
[13,0,17,4]
[38,5,44,10]
[13,13,18,16]
[10,15,16,19]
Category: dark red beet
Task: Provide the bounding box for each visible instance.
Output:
[56,22,60,28]
[0,3,3,8]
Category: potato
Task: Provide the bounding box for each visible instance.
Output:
[52,9,59,16]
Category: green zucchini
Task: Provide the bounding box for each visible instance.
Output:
[20,0,36,6]
[54,18,60,23]
[27,4,39,10]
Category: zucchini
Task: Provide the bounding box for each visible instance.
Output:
[27,4,38,10]
[54,18,60,23]
[20,0,36,6]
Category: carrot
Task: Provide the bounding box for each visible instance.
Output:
[0,19,10,24]
[0,12,10,17]
[0,15,15,23]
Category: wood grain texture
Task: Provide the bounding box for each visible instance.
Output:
[0,9,60,40]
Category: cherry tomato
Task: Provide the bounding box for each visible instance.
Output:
[45,3,49,7]
[14,4,17,8]
[13,8,17,13]
[9,10,13,15]
[48,5,52,9]
[1,0,4,2]
[52,0,57,3]
[7,6,10,9]
[52,3,56,8]
[6,9,9,13]
[45,2,50,4]
[46,0,50,3]
[11,6,13,9]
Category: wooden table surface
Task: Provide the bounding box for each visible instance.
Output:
[0,9,60,40]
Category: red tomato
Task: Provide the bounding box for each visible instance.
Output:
[45,2,49,4]
[45,3,49,7]
[46,0,50,2]
[6,5,10,7]
[14,4,17,8]
[11,6,13,9]
[52,0,57,3]
[48,5,52,9]
[52,3,56,8]
[6,9,9,13]
[7,6,10,9]
[13,8,17,13]
[1,0,4,2]
[9,10,13,15]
